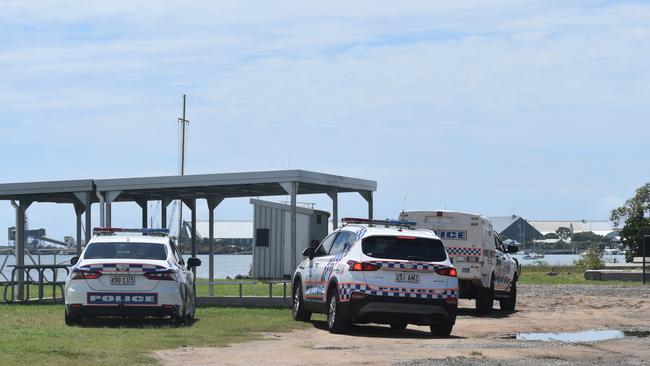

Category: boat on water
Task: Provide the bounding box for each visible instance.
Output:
[523,252,545,260]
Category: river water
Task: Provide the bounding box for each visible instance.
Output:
[0,253,628,281]
[0,254,252,281]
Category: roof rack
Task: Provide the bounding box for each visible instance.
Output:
[93,227,170,236]
[341,217,417,229]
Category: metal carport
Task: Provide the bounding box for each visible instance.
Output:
[94,170,376,291]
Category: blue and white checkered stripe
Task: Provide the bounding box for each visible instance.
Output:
[364,261,449,272]
[446,247,482,256]
[339,283,457,301]
[79,263,166,272]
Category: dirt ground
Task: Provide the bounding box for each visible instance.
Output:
[154,285,650,365]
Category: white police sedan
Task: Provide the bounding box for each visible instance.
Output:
[64,228,200,325]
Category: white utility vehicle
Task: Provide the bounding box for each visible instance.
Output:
[292,218,459,336]
[64,228,201,325]
[399,211,519,314]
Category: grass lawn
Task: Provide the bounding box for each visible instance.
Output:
[518,265,640,285]
[0,305,306,366]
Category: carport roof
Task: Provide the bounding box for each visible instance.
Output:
[0,179,94,203]
[0,170,376,204]
[95,170,376,202]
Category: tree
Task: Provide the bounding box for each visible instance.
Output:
[610,183,650,262]
[543,232,559,239]
[556,227,571,240]
[574,247,605,270]
[571,231,605,243]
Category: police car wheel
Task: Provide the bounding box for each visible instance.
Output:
[499,281,517,312]
[476,277,495,315]
[292,282,311,322]
[64,307,82,326]
[326,288,349,333]
[171,307,186,326]
[430,321,453,337]
[186,297,196,321]
[389,322,408,331]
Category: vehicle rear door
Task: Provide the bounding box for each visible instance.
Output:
[360,235,455,297]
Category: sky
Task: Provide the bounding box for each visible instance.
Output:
[0,0,649,241]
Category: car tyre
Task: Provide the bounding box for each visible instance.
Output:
[292,281,311,322]
[326,287,350,333]
[430,321,454,337]
[389,322,408,331]
[499,281,517,312]
[64,307,82,326]
[186,289,196,322]
[476,276,494,315]
[171,306,186,326]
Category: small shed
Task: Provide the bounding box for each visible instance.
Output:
[251,199,329,279]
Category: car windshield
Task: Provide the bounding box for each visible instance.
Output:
[362,235,447,262]
[83,242,167,260]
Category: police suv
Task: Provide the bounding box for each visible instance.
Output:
[64,228,201,325]
[292,218,458,336]
[400,211,519,314]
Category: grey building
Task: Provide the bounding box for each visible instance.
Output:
[251,199,330,279]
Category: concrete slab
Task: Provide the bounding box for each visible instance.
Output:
[585,269,648,282]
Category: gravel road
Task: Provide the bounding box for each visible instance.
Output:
[154,285,650,366]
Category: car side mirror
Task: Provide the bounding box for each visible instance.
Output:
[507,245,519,254]
[302,247,315,259]
[187,257,201,269]
[70,256,79,266]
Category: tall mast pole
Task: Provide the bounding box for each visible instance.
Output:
[178,95,189,253]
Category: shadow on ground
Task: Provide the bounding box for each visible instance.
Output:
[76,317,198,328]
[457,307,518,319]
[309,320,465,339]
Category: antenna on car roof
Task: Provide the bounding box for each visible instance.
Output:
[402,176,411,212]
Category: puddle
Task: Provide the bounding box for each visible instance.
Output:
[501,329,650,343]
[311,346,359,351]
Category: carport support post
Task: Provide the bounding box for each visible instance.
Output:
[161,198,172,229]
[137,200,148,229]
[182,199,197,277]
[280,182,299,272]
[103,191,121,228]
[360,191,374,220]
[327,191,338,230]
[207,196,225,296]
[74,192,93,246]
[85,200,92,245]
[13,200,31,301]
[74,203,85,255]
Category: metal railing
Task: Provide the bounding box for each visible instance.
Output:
[206,280,290,299]
[3,264,69,303]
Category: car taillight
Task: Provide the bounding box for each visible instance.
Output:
[144,270,177,281]
[435,267,457,277]
[347,261,380,271]
[72,270,102,280]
